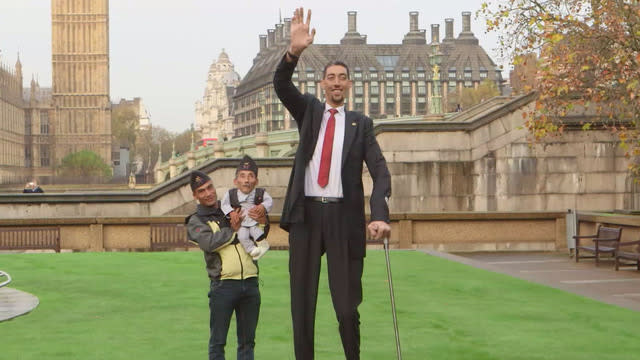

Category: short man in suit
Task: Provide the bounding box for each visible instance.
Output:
[273,7,392,360]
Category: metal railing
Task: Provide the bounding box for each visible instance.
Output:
[150,223,196,251]
[0,227,60,252]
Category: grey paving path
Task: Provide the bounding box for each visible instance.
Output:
[423,250,640,312]
[0,287,39,321]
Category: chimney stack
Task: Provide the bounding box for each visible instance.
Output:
[409,11,419,32]
[462,12,472,33]
[275,23,283,43]
[348,11,357,32]
[284,18,291,39]
[341,11,367,44]
[267,29,275,47]
[259,35,267,52]
[431,24,440,44]
[458,11,478,43]
[402,11,426,45]
[444,18,454,41]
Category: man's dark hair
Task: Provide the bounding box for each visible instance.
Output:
[322,61,350,79]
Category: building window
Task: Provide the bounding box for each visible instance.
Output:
[355,81,364,95]
[306,81,316,95]
[25,145,32,167]
[464,80,473,88]
[354,71,362,80]
[448,81,457,93]
[401,71,409,80]
[385,71,394,80]
[369,97,380,117]
[464,67,472,79]
[385,98,395,115]
[385,83,395,95]
[417,97,427,114]
[417,81,426,96]
[25,112,32,136]
[480,70,488,79]
[40,111,49,134]
[370,82,379,95]
[354,97,364,112]
[370,72,378,80]
[401,81,411,96]
[401,100,411,115]
[376,56,399,68]
[40,144,50,167]
[448,68,457,79]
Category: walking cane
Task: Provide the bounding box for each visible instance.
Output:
[383,237,402,360]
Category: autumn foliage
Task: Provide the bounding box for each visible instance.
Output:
[481,0,640,169]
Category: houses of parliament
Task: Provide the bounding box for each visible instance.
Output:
[0,0,111,185]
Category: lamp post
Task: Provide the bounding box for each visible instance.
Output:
[255,88,269,157]
[429,45,443,114]
[259,88,267,133]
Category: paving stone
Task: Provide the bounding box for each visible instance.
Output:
[0,287,39,322]
[423,250,640,312]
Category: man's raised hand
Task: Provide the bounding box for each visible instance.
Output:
[288,7,315,57]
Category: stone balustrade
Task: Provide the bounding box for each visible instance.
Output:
[0,211,567,252]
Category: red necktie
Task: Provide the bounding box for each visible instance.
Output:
[317,108,337,187]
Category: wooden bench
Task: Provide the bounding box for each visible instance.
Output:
[0,227,60,253]
[574,225,622,265]
[614,239,640,271]
[150,223,197,251]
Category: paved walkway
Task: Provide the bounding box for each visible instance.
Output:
[423,250,640,312]
[0,286,39,321]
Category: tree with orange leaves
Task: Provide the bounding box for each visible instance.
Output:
[481,0,640,172]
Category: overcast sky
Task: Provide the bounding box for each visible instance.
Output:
[0,0,507,133]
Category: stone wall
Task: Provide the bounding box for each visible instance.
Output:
[0,212,567,252]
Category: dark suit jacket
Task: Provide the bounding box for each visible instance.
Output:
[273,55,391,257]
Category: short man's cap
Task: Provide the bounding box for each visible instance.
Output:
[190,170,211,191]
[237,155,258,176]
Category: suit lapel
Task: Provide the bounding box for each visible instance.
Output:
[342,111,357,168]
[311,103,324,153]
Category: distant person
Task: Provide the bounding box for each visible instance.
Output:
[23,180,44,193]
[456,103,462,112]
[221,155,272,261]
[186,170,266,359]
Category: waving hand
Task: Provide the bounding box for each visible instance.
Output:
[288,7,315,57]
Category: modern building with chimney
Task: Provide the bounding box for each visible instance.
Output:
[231,11,503,138]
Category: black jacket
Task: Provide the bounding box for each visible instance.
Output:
[273,54,391,258]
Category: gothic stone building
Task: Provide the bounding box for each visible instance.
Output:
[0,0,112,185]
[194,50,240,141]
[51,0,112,166]
[0,57,28,184]
[231,11,503,137]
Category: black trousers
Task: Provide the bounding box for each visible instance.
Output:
[289,200,364,360]
[208,277,260,360]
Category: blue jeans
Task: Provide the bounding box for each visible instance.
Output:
[208,277,260,360]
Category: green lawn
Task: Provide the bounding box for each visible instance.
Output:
[1,250,639,359]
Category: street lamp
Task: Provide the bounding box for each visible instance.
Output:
[429,44,443,114]
[259,89,267,133]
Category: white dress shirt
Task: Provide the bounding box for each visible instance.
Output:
[304,104,345,198]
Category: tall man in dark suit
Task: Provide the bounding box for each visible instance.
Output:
[274,7,392,360]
